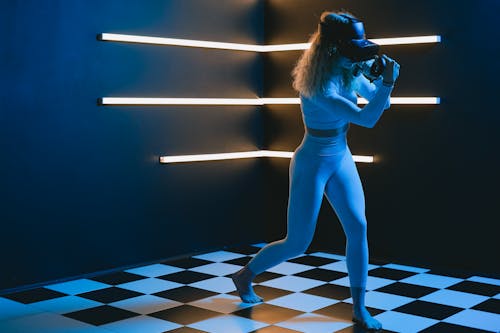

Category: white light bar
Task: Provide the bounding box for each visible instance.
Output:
[159,150,374,163]
[159,151,263,163]
[98,33,441,52]
[369,35,442,46]
[99,97,263,105]
[100,97,440,105]
[99,33,264,52]
[358,97,440,104]
[262,36,442,51]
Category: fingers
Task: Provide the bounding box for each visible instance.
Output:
[381,54,400,74]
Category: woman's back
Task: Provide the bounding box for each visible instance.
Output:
[299,88,356,130]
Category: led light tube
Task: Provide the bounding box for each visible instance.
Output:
[159,151,374,163]
[98,33,441,51]
[99,97,264,105]
[358,97,441,105]
[98,33,264,52]
[100,97,440,105]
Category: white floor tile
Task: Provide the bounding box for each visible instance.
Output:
[308,252,346,261]
[0,312,112,333]
[188,294,255,314]
[382,263,429,274]
[110,294,182,314]
[30,295,101,314]
[193,250,247,263]
[117,277,182,294]
[443,309,500,332]
[259,276,325,292]
[188,276,236,293]
[0,297,43,321]
[275,312,352,333]
[374,310,439,333]
[320,261,349,273]
[419,288,489,308]
[45,279,110,295]
[467,276,500,286]
[267,262,315,275]
[399,273,463,289]
[319,261,377,273]
[330,276,395,291]
[188,314,267,333]
[188,262,242,276]
[343,291,414,311]
[101,315,181,333]
[267,292,339,312]
[125,264,183,278]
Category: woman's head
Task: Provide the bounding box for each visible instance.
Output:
[291,11,361,97]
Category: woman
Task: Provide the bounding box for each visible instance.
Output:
[232,11,400,331]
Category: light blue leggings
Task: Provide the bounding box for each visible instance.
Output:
[247,128,368,287]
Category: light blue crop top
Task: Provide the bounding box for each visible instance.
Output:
[299,93,352,130]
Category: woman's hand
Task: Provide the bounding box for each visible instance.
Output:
[381,54,400,85]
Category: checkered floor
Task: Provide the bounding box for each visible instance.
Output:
[1,243,499,333]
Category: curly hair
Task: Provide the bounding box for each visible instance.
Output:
[291,10,360,98]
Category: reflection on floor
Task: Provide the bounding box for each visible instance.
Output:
[1,243,499,333]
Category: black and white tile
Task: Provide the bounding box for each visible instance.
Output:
[1,243,499,333]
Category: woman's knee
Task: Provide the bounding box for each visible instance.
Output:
[344,216,367,238]
[283,235,311,257]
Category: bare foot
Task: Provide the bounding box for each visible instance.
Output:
[352,307,382,331]
[231,267,263,303]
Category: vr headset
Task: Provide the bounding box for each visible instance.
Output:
[320,14,386,81]
[319,14,378,61]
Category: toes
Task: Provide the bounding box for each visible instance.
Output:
[241,294,263,303]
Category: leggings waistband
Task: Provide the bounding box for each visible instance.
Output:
[306,123,350,137]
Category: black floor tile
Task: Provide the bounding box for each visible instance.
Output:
[232,303,303,324]
[392,300,463,320]
[63,305,138,325]
[158,270,216,284]
[224,256,252,266]
[471,298,500,314]
[227,284,293,302]
[224,245,260,255]
[162,257,213,269]
[427,268,474,279]
[287,255,338,267]
[420,322,492,333]
[302,283,352,300]
[250,326,302,332]
[294,268,348,282]
[89,271,146,285]
[252,272,285,284]
[2,287,67,304]
[368,267,418,280]
[374,281,438,298]
[150,304,222,325]
[313,301,384,321]
[166,328,208,333]
[336,325,397,333]
[446,280,500,297]
[77,287,143,304]
[368,257,391,266]
[153,286,218,303]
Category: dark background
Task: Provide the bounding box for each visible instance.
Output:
[1,0,498,293]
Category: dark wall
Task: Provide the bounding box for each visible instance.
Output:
[0,0,265,292]
[261,0,500,276]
